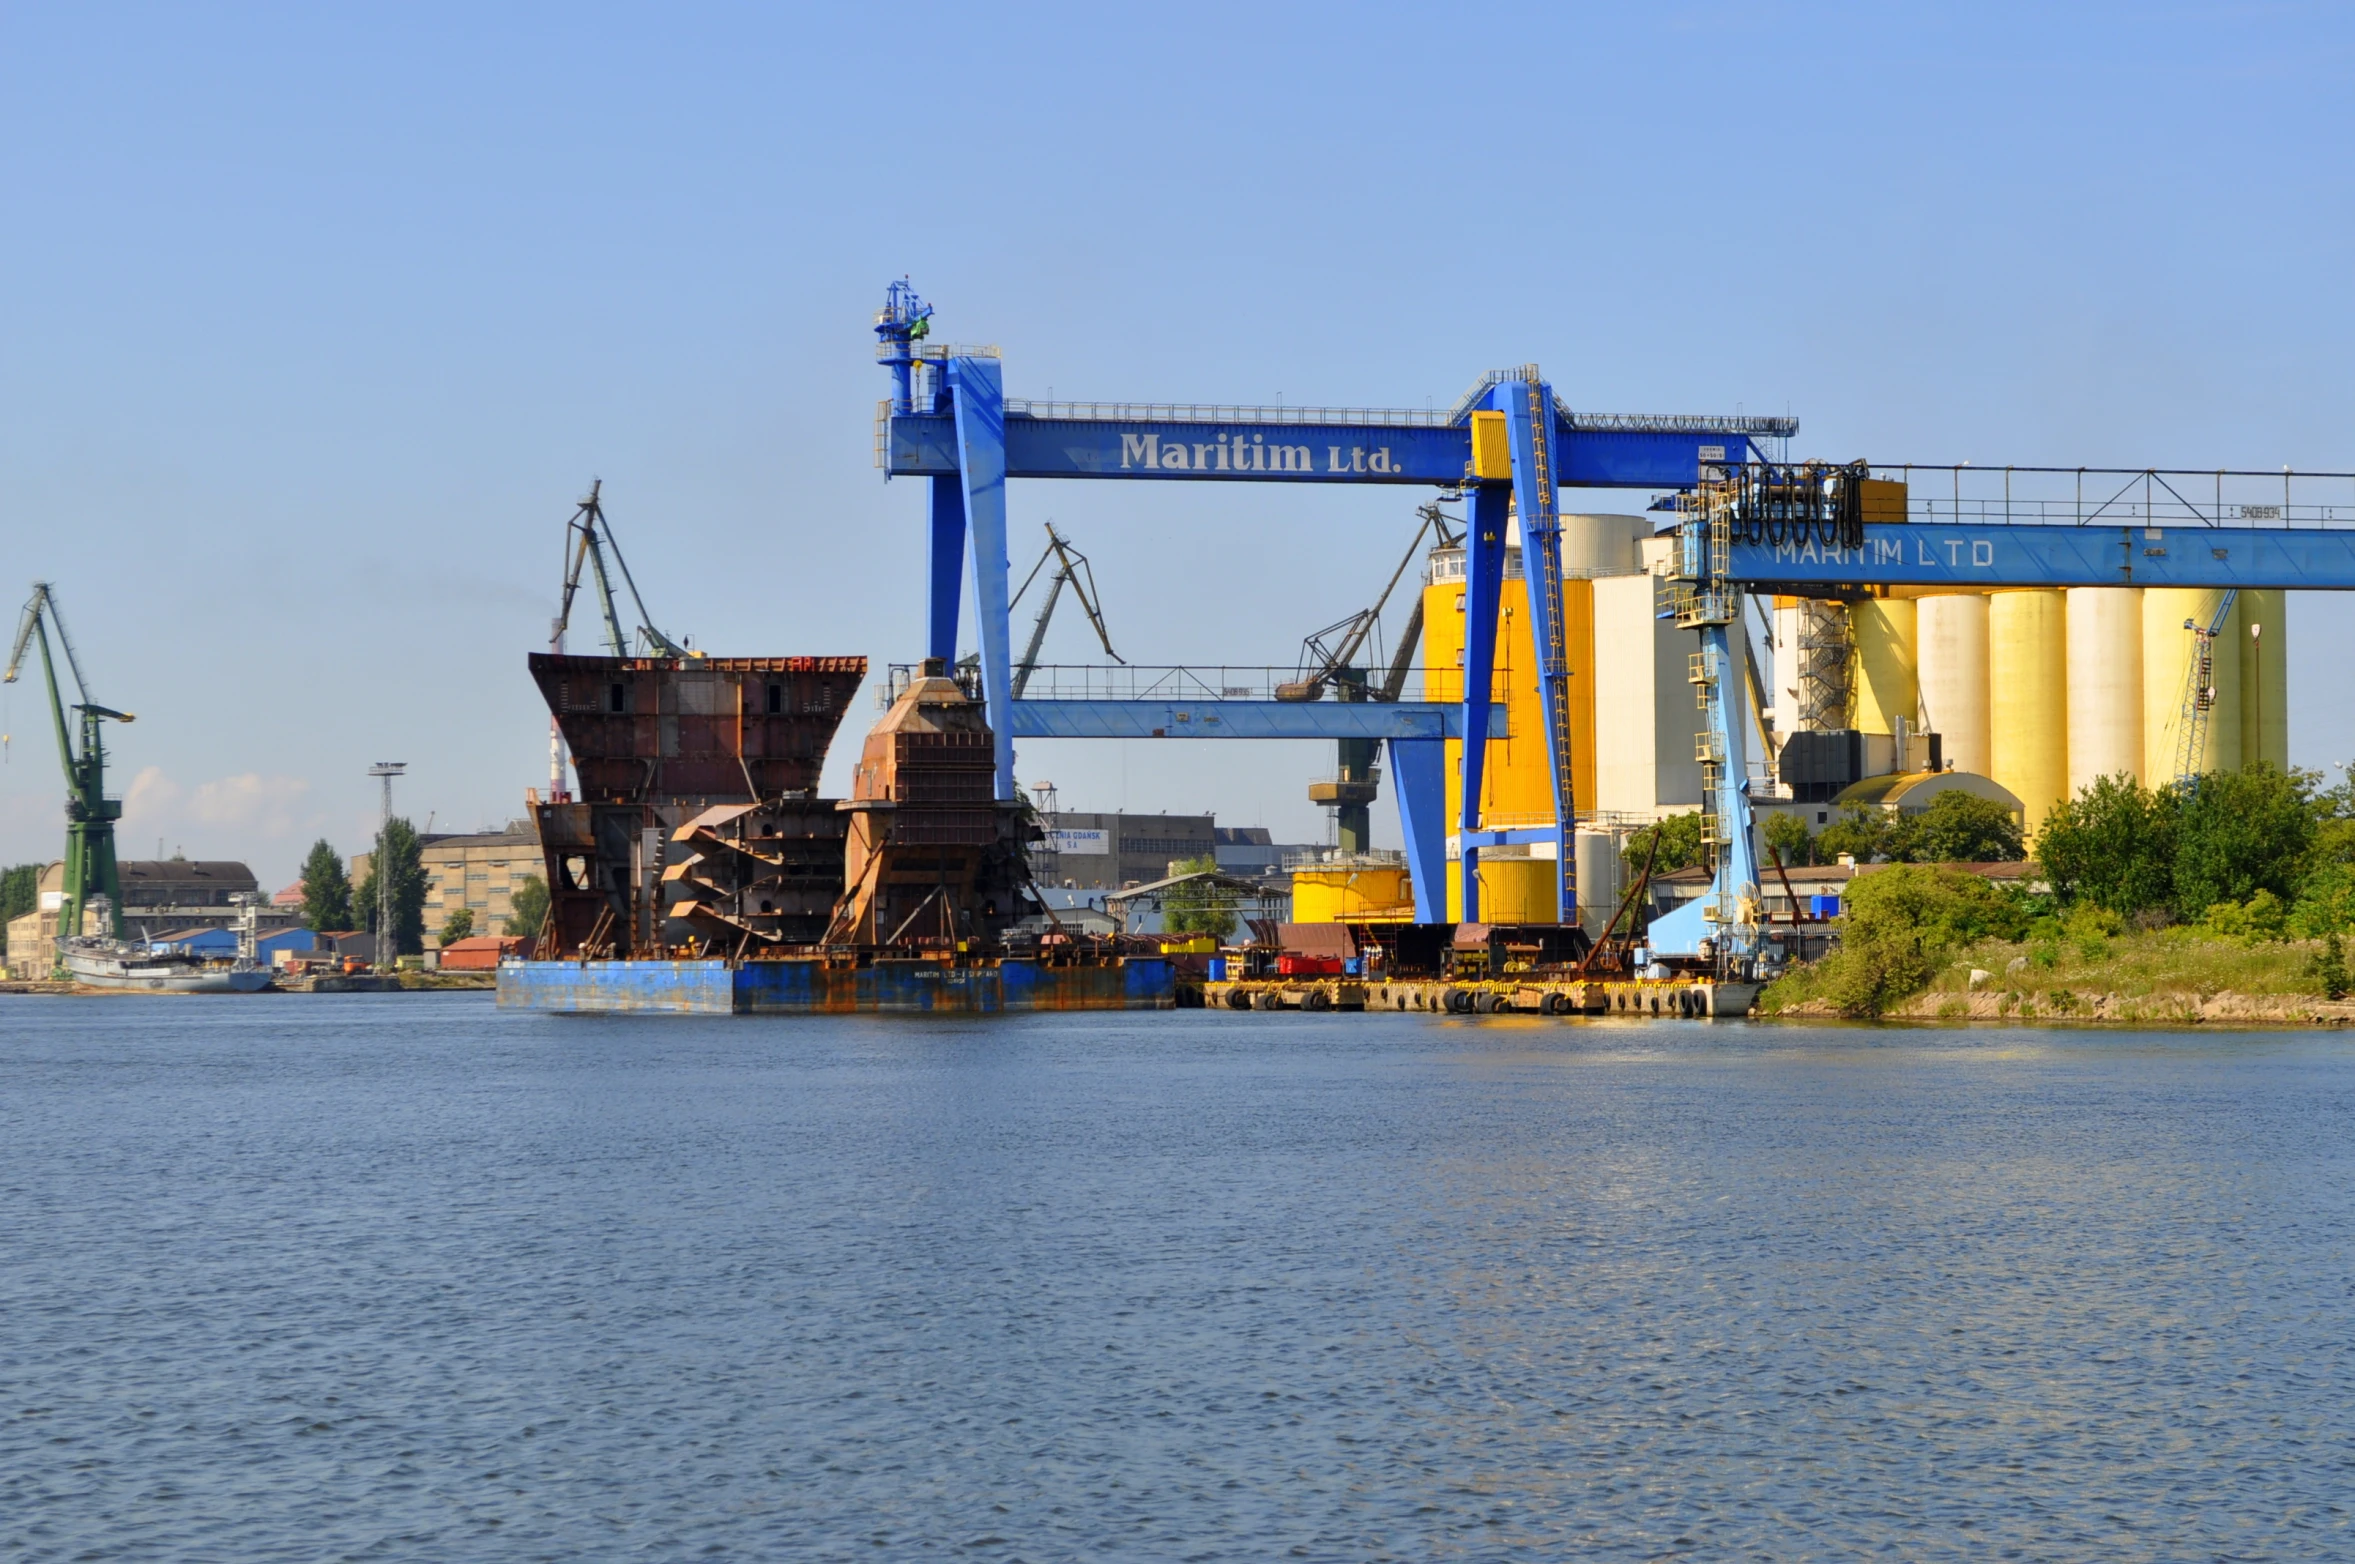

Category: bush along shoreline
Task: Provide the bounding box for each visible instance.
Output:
[1757,764,2355,1023]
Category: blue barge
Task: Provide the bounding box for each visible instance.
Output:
[498,956,1178,1015]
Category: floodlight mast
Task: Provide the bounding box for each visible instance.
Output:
[368,761,406,969]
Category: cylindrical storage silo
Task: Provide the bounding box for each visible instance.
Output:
[1989,589,2069,834]
[2065,586,2144,793]
[2142,588,2241,784]
[2235,588,2288,771]
[1851,598,1918,737]
[1559,514,1649,577]
[1573,827,1622,937]
[1771,596,1805,744]
[1444,854,1559,924]
[1915,593,1990,777]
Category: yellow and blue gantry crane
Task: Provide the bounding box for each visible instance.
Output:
[871,280,1791,940]
[873,280,2355,976]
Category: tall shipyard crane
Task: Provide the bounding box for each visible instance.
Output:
[546,481,699,800]
[5,583,130,941]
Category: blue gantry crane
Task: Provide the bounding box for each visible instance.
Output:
[873,282,1791,934]
[876,282,2355,978]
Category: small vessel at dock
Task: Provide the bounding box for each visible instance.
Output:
[59,936,273,993]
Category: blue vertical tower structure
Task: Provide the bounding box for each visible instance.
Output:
[874,283,1794,940]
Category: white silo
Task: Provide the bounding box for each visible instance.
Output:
[1916,593,1990,777]
[2065,587,2144,792]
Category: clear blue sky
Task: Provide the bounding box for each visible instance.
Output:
[3,3,2349,887]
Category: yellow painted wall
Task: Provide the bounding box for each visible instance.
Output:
[1850,597,1918,736]
[1989,589,2069,834]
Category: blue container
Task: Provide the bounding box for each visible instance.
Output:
[1343,957,1362,977]
[1810,894,1842,918]
[1207,956,1227,982]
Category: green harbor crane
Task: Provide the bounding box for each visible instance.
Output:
[5,583,131,943]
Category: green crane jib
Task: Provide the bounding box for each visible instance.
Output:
[5,583,131,943]
[557,480,697,660]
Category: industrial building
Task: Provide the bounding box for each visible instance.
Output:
[419,822,542,939]
[1036,811,1219,889]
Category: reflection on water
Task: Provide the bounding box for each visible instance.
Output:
[2,999,2350,1560]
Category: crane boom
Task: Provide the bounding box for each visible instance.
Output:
[1009,523,1121,699]
[553,482,696,660]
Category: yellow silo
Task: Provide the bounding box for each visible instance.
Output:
[1850,597,1918,736]
[1989,589,2069,833]
[1915,593,1990,776]
[2142,588,2240,783]
[2064,587,2144,792]
[1442,855,1558,924]
[2236,587,2288,771]
[1422,562,1598,838]
[1291,862,1416,923]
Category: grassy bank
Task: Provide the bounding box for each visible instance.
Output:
[1762,925,2354,1023]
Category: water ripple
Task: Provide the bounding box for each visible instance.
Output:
[1,998,2350,1559]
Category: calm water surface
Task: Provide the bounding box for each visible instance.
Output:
[2,996,2350,1560]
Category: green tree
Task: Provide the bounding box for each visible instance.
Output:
[1814,805,1895,864]
[2310,933,2350,1000]
[1762,811,1815,869]
[2035,773,2178,914]
[297,839,354,931]
[350,817,428,959]
[1808,864,2032,1017]
[2291,861,2355,938]
[1623,812,1706,880]
[1891,791,2025,864]
[438,906,476,947]
[2173,763,2315,915]
[0,863,42,925]
[1161,855,1237,940]
[505,874,551,939]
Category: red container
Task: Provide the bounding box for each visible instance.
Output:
[1276,954,1346,977]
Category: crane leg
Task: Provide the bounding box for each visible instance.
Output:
[947,357,1016,800]
[928,475,965,665]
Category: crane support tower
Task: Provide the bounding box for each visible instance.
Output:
[5,583,131,943]
[873,283,1791,927]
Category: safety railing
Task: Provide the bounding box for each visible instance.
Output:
[1005,399,1457,427]
[1012,665,1328,702]
[1864,465,2355,528]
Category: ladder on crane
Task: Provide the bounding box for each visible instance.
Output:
[2171,588,2240,789]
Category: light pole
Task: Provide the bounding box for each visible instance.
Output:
[368,762,406,969]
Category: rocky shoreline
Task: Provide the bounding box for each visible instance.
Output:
[1771,987,2355,1025]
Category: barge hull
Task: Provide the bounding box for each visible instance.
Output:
[498,958,1177,1015]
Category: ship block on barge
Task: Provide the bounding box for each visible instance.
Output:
[500,653,1175,1014]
